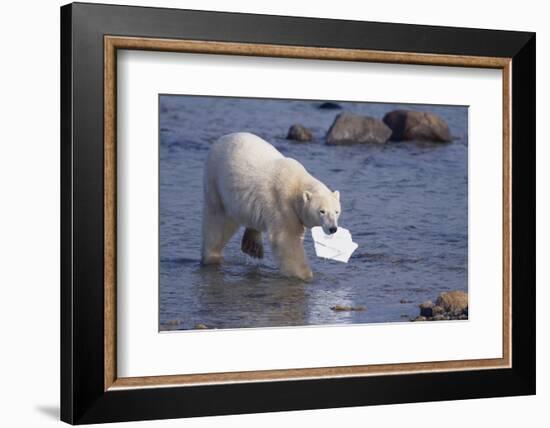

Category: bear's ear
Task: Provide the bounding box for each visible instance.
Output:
[303,191,312,203]
[333,190,340,201]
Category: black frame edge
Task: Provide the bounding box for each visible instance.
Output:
[60,3,74,425]
[71,1,533,57]
[510,33,536,393]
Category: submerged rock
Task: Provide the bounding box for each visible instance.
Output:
[287,124,313,142]
[330,305,366,312]
[383,109,452,142]
[319,102,342,110]
[194,323,209,329]
[326,112,392,145]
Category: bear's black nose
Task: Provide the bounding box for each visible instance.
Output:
[329,227,337,234]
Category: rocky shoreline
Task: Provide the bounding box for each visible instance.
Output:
[412,290,468,321]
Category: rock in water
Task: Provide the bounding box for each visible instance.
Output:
[436,291,468,314]
[383,109,452,142]
[326,112,392,145]
[412,291,468,321]
[419,301,434,317]
[330,305,366,312]
[194,323,209,329]
[318,102,342,110]
[287,124,313,142]
[432,305,445,316]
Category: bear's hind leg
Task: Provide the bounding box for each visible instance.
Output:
[241,228,264,259]
[201,211,239,265]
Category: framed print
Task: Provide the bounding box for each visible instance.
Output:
[60,2,536,424]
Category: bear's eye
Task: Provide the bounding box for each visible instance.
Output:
[335,211,340,215]
[319,209,326,215]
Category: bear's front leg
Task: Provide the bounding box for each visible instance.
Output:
[269,231,313,281]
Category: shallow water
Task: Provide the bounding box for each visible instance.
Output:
[159,95,468,331]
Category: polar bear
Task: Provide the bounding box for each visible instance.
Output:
[201,132,341,280]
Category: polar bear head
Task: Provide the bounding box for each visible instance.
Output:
[300,188,341,235]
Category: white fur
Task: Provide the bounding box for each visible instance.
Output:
[201,132,341,280]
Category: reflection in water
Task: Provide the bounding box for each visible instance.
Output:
[159,96,468,331]
[195,264,307,328]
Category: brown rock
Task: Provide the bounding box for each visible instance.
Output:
[287,124,313,142]
[326,112,392,145]
[383,110,452,142]
[432,305,445,316]
[436,291,468,314]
